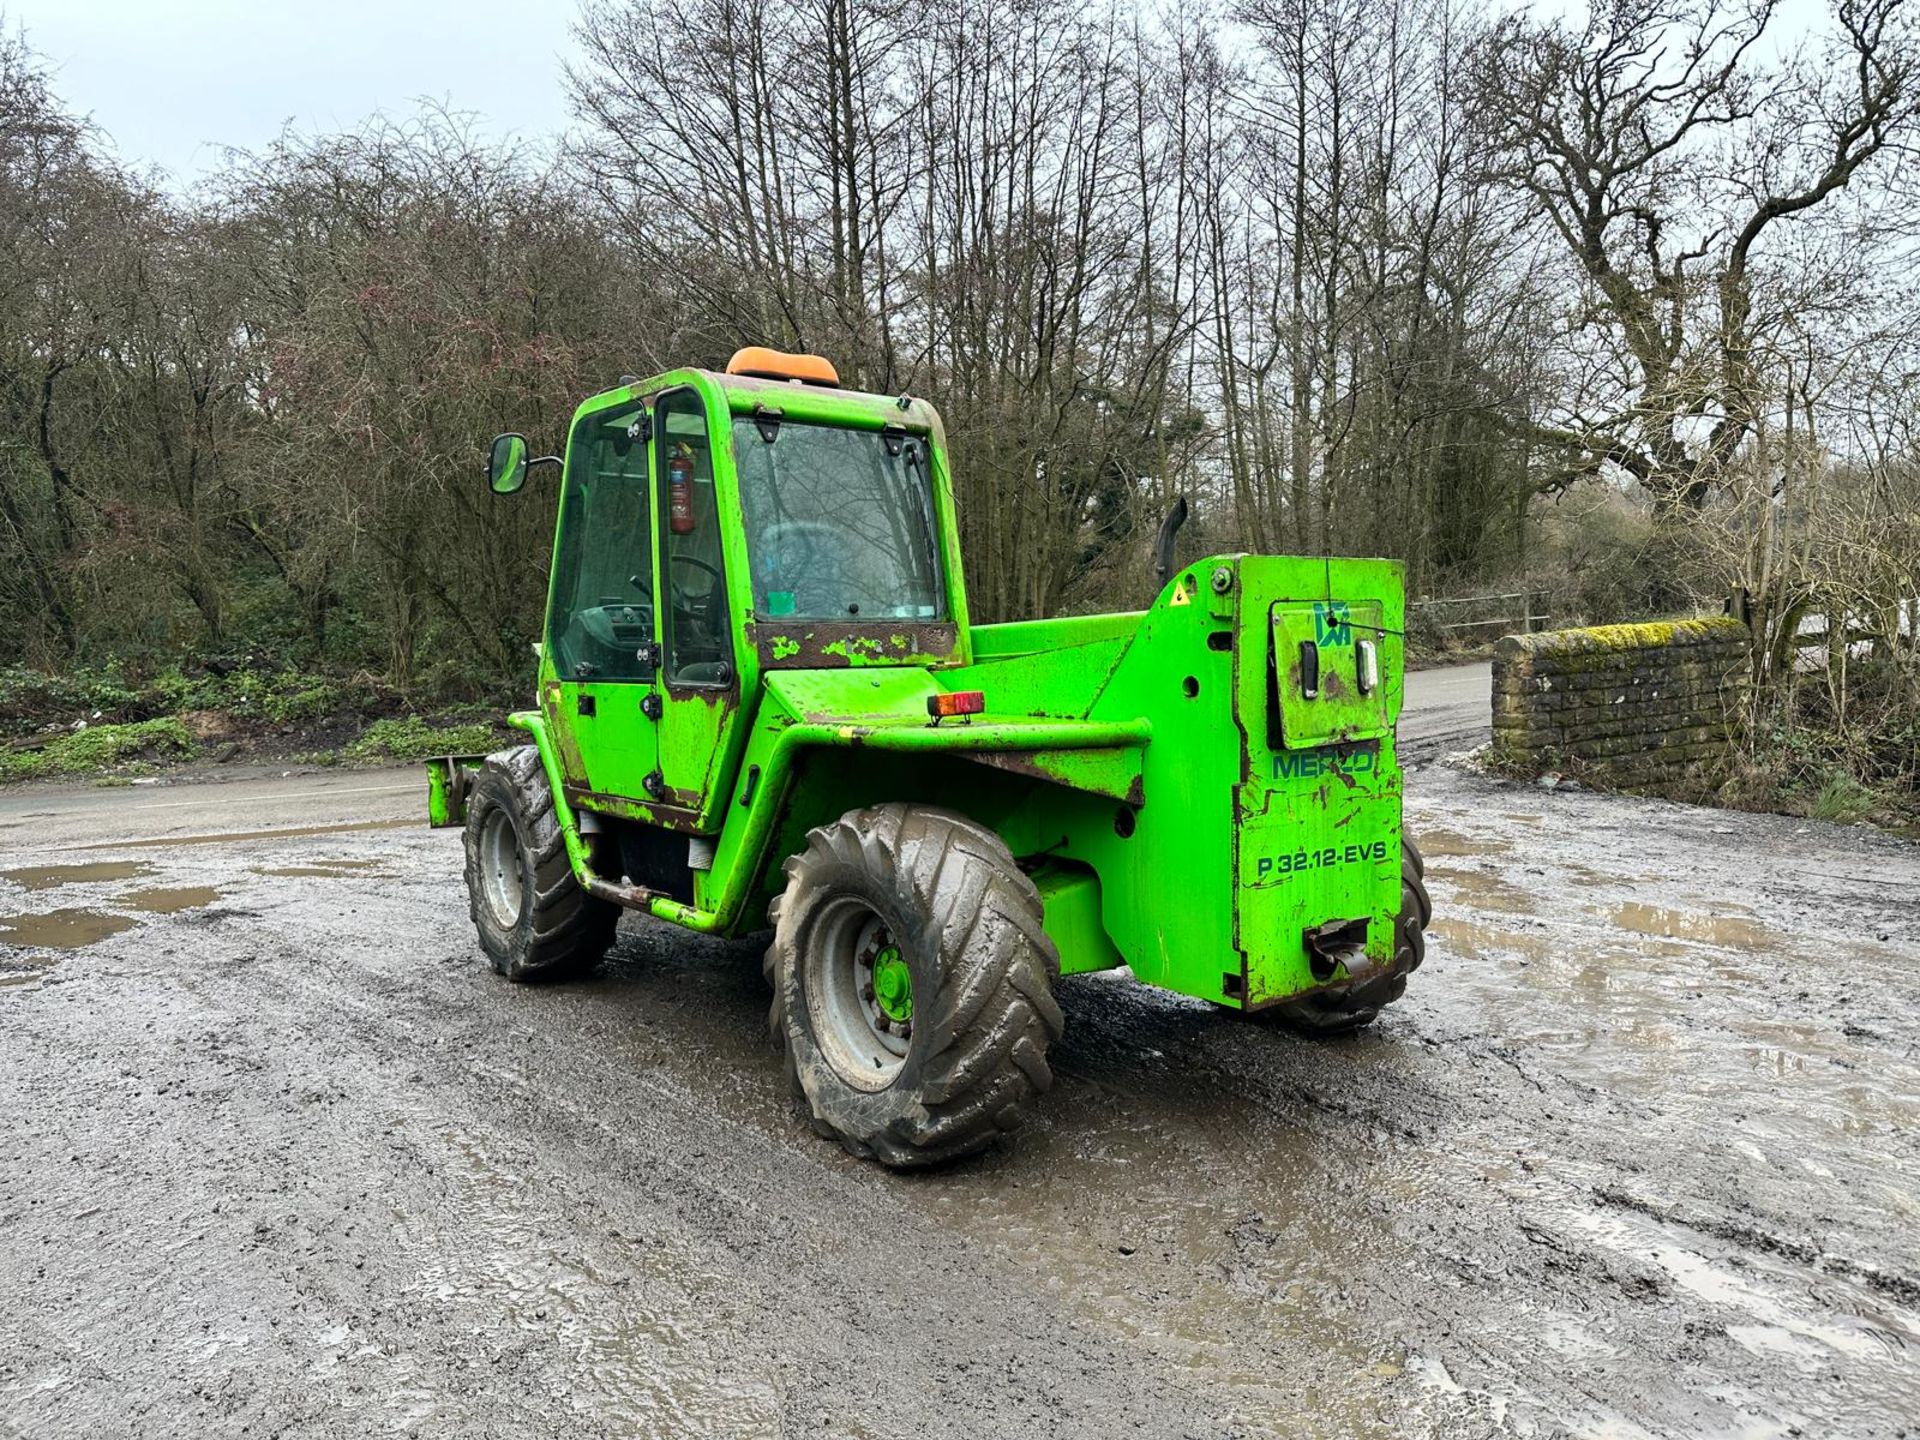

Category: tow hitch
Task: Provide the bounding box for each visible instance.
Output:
[1303,916,1371,983]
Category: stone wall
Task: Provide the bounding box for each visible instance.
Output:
[1490,618,1751,790]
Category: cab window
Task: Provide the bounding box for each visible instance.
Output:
[734,420,943,621]
[656,388,733,685]
[548,400,654,681]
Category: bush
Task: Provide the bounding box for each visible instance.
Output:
[260,679,346,725]
[344,715,502,761]
[0,666,145,736]
[146,666,355,724]
[1721,668,1919,832]
[0,718,194,783]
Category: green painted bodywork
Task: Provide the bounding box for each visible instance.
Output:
[1031,864,1125,976]
[425,754,487,828]
[440,366,1408,1011]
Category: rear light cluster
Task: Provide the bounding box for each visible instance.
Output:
[927,690,986,722]
[1356,639,1379,693]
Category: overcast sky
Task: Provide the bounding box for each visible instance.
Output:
[3,0,580,186]
[6,0,1837,191]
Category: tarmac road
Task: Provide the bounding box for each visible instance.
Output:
[3,664,1917,1439]
[1401,661,1492,762]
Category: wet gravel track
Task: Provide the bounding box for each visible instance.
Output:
[1,758,1917,1439]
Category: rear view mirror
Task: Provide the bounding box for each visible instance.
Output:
[488,433,529,495]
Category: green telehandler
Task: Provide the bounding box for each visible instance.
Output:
[428,346,1432,1168]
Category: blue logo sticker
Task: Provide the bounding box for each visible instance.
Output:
[1314,601,1352,646]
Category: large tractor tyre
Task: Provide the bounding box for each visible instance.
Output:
[765,803,1065,1169]
[1272,835,1431,1035]
[463,745,619,983]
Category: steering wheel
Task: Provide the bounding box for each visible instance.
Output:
[671,553,722,588]
[670,553,725,650]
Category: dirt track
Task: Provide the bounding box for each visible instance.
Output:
[2,720,1918,1437]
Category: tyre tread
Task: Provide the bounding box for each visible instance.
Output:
[768,802,1061,1169]
[462,744,617,983]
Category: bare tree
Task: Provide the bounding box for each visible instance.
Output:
[1474,0,1920,511]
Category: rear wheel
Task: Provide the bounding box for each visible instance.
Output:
[1271,835,1431,1034]
[462,745,618,982]
[765,803,1064,1169]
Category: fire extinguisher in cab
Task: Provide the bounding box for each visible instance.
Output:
[669,445,696,535]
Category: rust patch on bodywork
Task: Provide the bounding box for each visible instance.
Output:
[563,785,707,834]
[956,746,1145,805]
[747,621,958,669]
[542,681,592,789]
[662,782,706,811]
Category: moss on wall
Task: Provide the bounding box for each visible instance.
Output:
[1490,618,1750,797]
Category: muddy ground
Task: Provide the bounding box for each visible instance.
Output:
[1,725,1917,1437]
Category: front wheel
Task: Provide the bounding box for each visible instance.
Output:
[765,804,1064,1169]
[1270,835,1431,1034]
[462,745,618,982]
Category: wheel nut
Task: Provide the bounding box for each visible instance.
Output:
[862,984,875,1001]
[876,1015,892,1033]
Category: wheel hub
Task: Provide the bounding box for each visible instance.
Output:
[869,944,913,1024]
[804,904,913,1091]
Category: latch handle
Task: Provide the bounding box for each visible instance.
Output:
[1299,640,1320,698]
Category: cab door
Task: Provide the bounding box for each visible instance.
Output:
[541,395,660,802]
[649,386,737,819]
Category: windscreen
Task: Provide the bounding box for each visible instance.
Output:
[732,419,944,621]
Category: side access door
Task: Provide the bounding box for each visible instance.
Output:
[648,385,740,818]
[540,394,661,802]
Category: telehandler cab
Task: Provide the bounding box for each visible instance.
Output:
[429,346,1432,1168]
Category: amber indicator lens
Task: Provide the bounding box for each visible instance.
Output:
[927,690,987,718]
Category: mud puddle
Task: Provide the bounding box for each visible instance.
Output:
[903,985,1440,1431]
[113,885,220,915]
[0,907,138,948]
[1429,916,1550,963]
[1608,902,1775,951]
[254,860,392,879]
[1563,861,1625,887]
[91,817,416,850]
[1424,865,1537,914]
[1416,827,1513,858]
[2,860,153,890]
